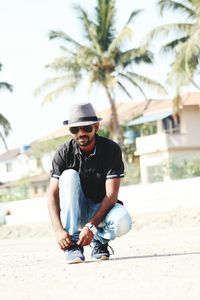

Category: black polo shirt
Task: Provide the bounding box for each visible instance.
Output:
[51,134,124,203]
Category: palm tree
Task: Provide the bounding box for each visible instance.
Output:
[0,62,13,150]
[145,0,200,97]
[0,114,12,151]
[36,0,166,153]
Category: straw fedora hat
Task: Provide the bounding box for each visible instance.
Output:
[63,102,102,127]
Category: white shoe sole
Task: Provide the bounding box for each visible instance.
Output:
[93,255,109,261]
[99,255,109,261]
[66,257,85,264]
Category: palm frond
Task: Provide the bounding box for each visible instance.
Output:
[160,36,189,54]
[132,51,153,65]
[117,80,133,98]
[59,46,76,55]
[95,0,116,50]
[34,75,73,97]
[75,6,103,54]
[0,113,11,136]
[0,132,8,151]
[73,5,97,43]
[166,27,200,87]
[184,30,200,74]
[74,1,116,53]
[45,58,77,72]
[166,53,190,87]
[126,71,168,95]
[119,48,153,67]
[125,9,143,25]
[59,44,97,63]
[147,0,200,93]
[144,23,193,45]
[118,72,148,99]
[49,30,82,49]
[41,80,81,105]
[45,54,88,73]
[107,9,144,57]
[0,82,13,92]
[107,26,133,57]
[158,0,197,20]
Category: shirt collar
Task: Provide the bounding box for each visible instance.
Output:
[73,134,98,156]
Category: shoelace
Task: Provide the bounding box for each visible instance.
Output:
[107,244,114,255]
[68,245,83,253]
[91,241,114,255]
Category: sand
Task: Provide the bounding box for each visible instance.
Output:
[0,206,200,300]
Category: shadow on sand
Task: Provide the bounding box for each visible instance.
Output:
[84,251,200,264]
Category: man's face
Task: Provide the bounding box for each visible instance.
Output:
[69,123,99,148]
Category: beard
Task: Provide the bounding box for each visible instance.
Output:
[76,135,95,147]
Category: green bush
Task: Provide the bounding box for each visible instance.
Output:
[121,162,141,186]
[168,158,200,180]
[147,157,200,183]
[0,178,30,202]
[147,164,165,183]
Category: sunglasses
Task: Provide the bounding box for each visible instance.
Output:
[69,125,94,134]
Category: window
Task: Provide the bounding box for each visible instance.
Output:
[162,115,180,133]
[34,186,38,194]
[43,185,47,193]
[36,157,42,168]
[6,162,12,172]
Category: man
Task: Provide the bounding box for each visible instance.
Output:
[48,102,132,264]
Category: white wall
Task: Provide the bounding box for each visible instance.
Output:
[0,152,53,184]
[42,153,53,172]
[181,107,200,145]
[0,157,24,183]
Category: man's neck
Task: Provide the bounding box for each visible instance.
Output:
[80,139,96,155]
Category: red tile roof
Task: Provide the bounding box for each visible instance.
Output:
[27,92,200,142]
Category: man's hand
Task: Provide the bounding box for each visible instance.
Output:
[56,229,75,250]
[77,226,94,247]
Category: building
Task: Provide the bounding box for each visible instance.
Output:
[0,143,54,201]
[129,92,200,183]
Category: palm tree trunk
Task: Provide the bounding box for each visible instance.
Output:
[104,85,128,163]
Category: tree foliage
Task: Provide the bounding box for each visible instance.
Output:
[0,62,13,150]
[35,0,166,158]
[146,0,200,92]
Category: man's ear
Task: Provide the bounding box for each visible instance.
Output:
[94,123,99,132]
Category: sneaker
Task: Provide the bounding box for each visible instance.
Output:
[65,245,85,264]
[91,240,114,260]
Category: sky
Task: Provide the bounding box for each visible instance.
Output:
[0,0,174,152]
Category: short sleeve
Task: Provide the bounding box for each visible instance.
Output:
[50,148,66,179]
[106,144,124,179]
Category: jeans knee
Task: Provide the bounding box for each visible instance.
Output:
[61,169,78,179]
[59,169,79,188]
[116,212,132,237]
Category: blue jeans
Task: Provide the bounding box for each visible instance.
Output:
[59,169,132,244]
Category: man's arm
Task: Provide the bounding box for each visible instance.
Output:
[48,177,74,250]
[77,178,120,246]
